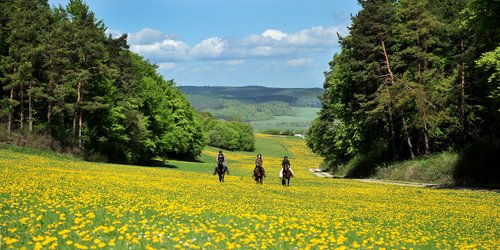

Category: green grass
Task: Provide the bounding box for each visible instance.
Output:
[148,135,296,177]
[0,136,499,249]
[0,143,76,162]
[373,151,458,184]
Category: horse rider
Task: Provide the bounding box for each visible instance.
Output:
[279,156,294,178]
[254,154,266,178]
[213,150,230,175]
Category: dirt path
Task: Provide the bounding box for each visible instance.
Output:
[308,168,334,178]
[307,169,434,187]
[308,169,499,192]
[355,178,439,188]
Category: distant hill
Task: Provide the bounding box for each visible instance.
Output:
[179,86,324,107]
[178,85,323,132]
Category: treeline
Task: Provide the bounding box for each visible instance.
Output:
[187,94,296,121]
[199,112,255,151]
[180,86,323,108]
[307,0,499,185]
[0,0,205,163]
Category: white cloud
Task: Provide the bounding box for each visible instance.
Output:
[130,39,189,61]
[262,29,288,41]
[190,37,227,59]
[126,25,347,62]
[287,26,344,46]
[128,27,169,44]
[287,58,313,67]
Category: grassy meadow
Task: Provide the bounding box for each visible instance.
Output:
[0,134,499,249]
[250,107,320,132]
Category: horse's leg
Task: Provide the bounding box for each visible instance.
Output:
[287,178,290,186]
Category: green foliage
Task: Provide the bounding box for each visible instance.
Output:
[200,113,255,152]
[0,0,205,163]
[476,45,500,111]
[260,129,304,136]
[307,0,500,186]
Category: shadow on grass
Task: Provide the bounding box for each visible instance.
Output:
[453,138,500,189]
[143,159,178,169]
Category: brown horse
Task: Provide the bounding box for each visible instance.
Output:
[282,164,292,187]
[216,164,227,182]
[253,166,265,184]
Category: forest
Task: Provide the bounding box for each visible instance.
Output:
[0,0,209,163]
[306,0,499,187]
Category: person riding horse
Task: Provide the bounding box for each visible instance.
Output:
[279,156,294,186]
[213,150,229,176]
[253,154,266,183]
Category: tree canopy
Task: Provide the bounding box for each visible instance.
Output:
[307,0,500,184]
[0,0,205,163]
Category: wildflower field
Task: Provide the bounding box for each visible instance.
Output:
[0,134,498,249]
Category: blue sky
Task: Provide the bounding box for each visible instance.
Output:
[48,0,361,88]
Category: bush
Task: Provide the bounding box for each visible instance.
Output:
[261,129,305,136]
[202,115,255,151]
[374,151,457,184]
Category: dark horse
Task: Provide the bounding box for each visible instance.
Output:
[216,164,227,182]
[254,166,265,184]
[282,164,292,187]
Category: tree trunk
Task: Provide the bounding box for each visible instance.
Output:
[76,80,82,148]
[19,81,24,131]
[460,38,465,142]
[423,123,430,155]
[381,38,397,160]
[402,117,415,159]
[47,101,52,144]
[73,112,77,134]
[387,105,397,160]
[78,111,82,148]
[8,89,13,134]
[29,81,33,132]
[416,34,430,156]
[74,80,81,136]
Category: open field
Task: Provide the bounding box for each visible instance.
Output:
[0,134,499,249]
[250,107,320,132]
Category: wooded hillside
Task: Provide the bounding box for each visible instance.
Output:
[306,0,500,187]
[0,0,205,163]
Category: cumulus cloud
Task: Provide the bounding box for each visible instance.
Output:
[127,25,346,63]
[287,26,343,46]
[130,41,189,62]
[190,37,227,59]
[128,27,170,44]
[262,29,288,40]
